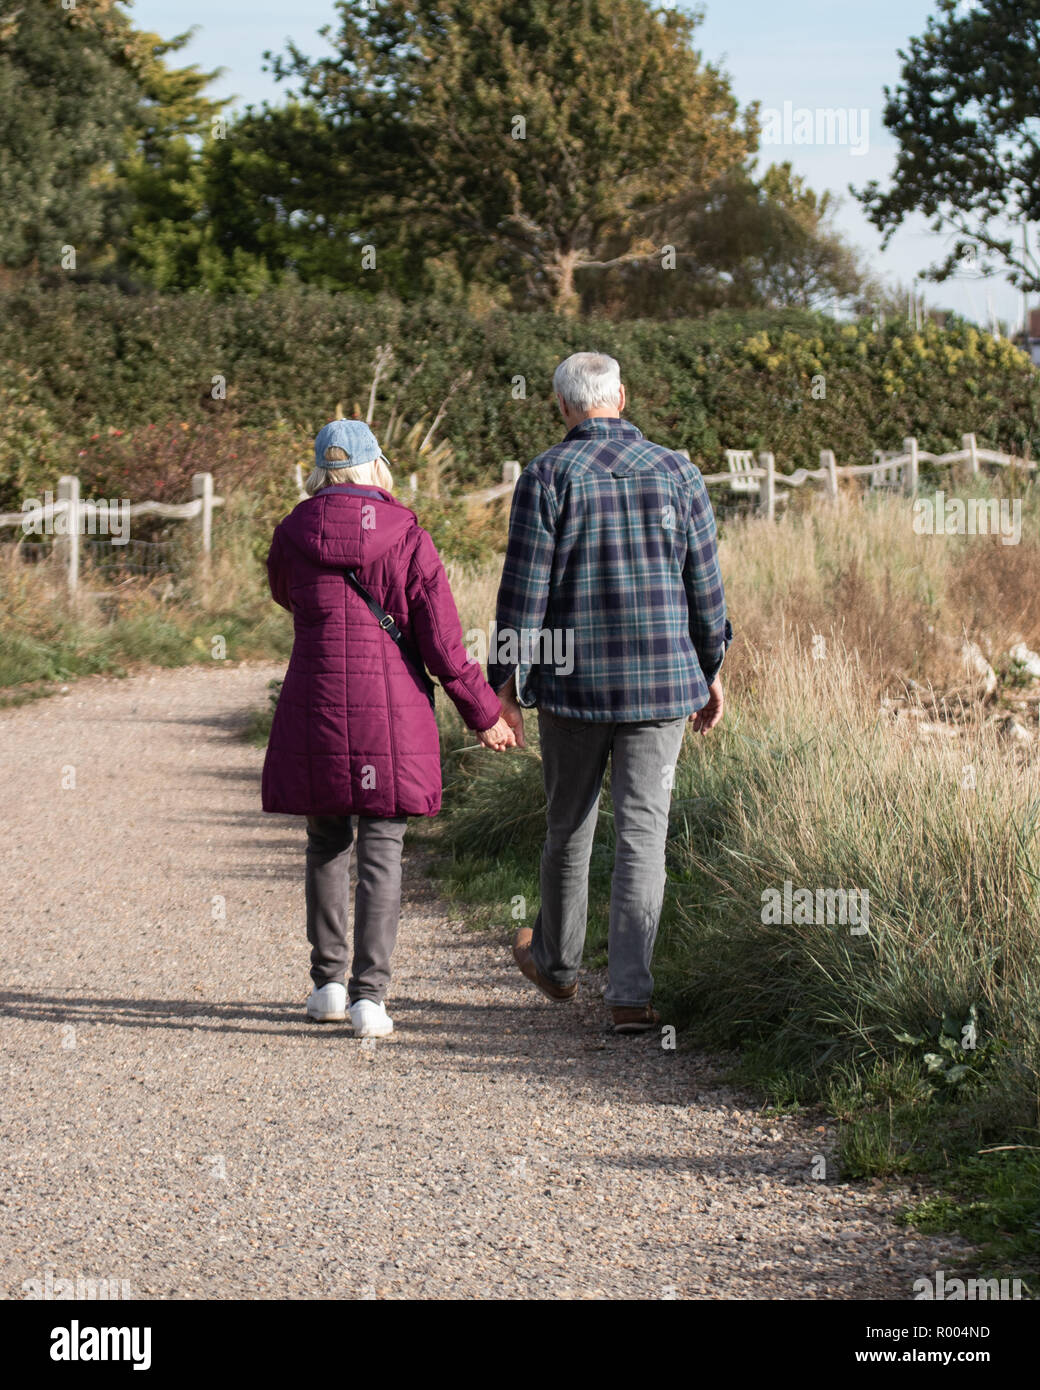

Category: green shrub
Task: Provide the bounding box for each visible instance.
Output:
[3,286,1037,486]
[0,361,63,511]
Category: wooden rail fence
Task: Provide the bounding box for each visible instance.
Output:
[5,434,1027,600]
[688,434,1033,522]
[461,434,1033,521]
[0,472,223,594]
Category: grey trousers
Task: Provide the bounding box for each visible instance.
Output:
[305,815,408,1003]
[531,710,687,1008]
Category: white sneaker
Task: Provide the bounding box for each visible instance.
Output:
[349,998,393,1038]
[306,982,347,1022]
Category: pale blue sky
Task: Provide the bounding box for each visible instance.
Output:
[126,0,1027,327]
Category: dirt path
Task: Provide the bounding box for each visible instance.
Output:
[0,663,969,1299]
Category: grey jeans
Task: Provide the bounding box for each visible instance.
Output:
[531,710,687,1008]
[305,815,408,1003]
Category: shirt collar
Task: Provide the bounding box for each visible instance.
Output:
[562,416,644,444]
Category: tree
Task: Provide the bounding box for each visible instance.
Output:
[0,0,225,275]
[854,0,1040,291]
[270,0,758,313]
[121,98,434,295]
[0,0,137,270]
[736,164,871,310]
[581,162,873,317]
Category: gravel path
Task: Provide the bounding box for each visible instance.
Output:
[0,662,970,1299]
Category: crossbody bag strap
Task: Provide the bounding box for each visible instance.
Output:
[344,569,436,707]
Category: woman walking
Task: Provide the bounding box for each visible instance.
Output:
[262,419,515,1036]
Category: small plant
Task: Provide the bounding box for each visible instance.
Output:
[893,1005,989,1089]
[1000,655,1038,689]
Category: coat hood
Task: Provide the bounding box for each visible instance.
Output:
[277,485,419,570]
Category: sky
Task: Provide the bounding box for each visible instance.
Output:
[126,0,1029,330]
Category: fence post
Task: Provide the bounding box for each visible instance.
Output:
[294,463,306,499]
[192,473,214,573]
[903,436,919,495]
[192,472,214,554]
[821,448,838,503]
[409,473,418,496]
[962,432,979,476]
[758,451,776,521]
[502,460,521,487]
[56,474,80,597]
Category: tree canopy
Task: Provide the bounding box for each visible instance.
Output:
[854,0,1040,292]
[0,0,874,315]
[0,0,225,275]
[269,0,760,311]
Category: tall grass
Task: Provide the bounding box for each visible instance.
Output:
[667,634,1040,1112]
[719,480,1040,694]
[431,484,1040,1280]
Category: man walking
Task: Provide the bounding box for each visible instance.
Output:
[488,352,731,1033]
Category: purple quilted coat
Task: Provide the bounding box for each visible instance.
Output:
[261,483,502,818]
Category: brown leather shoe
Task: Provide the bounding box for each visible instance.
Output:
[611,1005,661,1034]
[512,928,578,1002]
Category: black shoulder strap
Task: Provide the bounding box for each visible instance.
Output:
[345,569,436,707]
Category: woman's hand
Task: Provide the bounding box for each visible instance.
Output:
[476,717,517,751]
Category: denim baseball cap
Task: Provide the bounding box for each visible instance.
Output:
[313,418,388,470]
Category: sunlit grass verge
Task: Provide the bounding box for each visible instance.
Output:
[671,634,1039,1280]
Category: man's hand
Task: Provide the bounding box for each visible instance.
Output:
[690,677,724,734]
[476,717,516,751]
[496,676,526,749]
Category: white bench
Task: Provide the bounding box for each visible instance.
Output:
[870,448,903,490]
[725,449,760,493]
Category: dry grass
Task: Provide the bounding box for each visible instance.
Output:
[670,631,1040,1087]
[0,494,291,687]
[720,488,1040,696]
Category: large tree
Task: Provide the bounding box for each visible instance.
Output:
[0,0,224,274]
[854,0,1040,291]
[269,0,759,312]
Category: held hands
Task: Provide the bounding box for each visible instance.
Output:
[476,716,517,751]
[497,692,525,749]
[477,681,525,751]
[689,677,724,734]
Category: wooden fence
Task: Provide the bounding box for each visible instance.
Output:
[458,434,1033,521]
[0,472,223,594]
[4,434,1027,599]
[689,434,1033,523]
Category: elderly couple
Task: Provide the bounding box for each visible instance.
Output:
[261,353,731,1038]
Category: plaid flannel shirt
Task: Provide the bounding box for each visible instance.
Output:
[487,417,732,720]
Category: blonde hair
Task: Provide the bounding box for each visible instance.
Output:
[305,445,394,496]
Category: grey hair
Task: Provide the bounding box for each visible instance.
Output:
[552,352,622,412]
